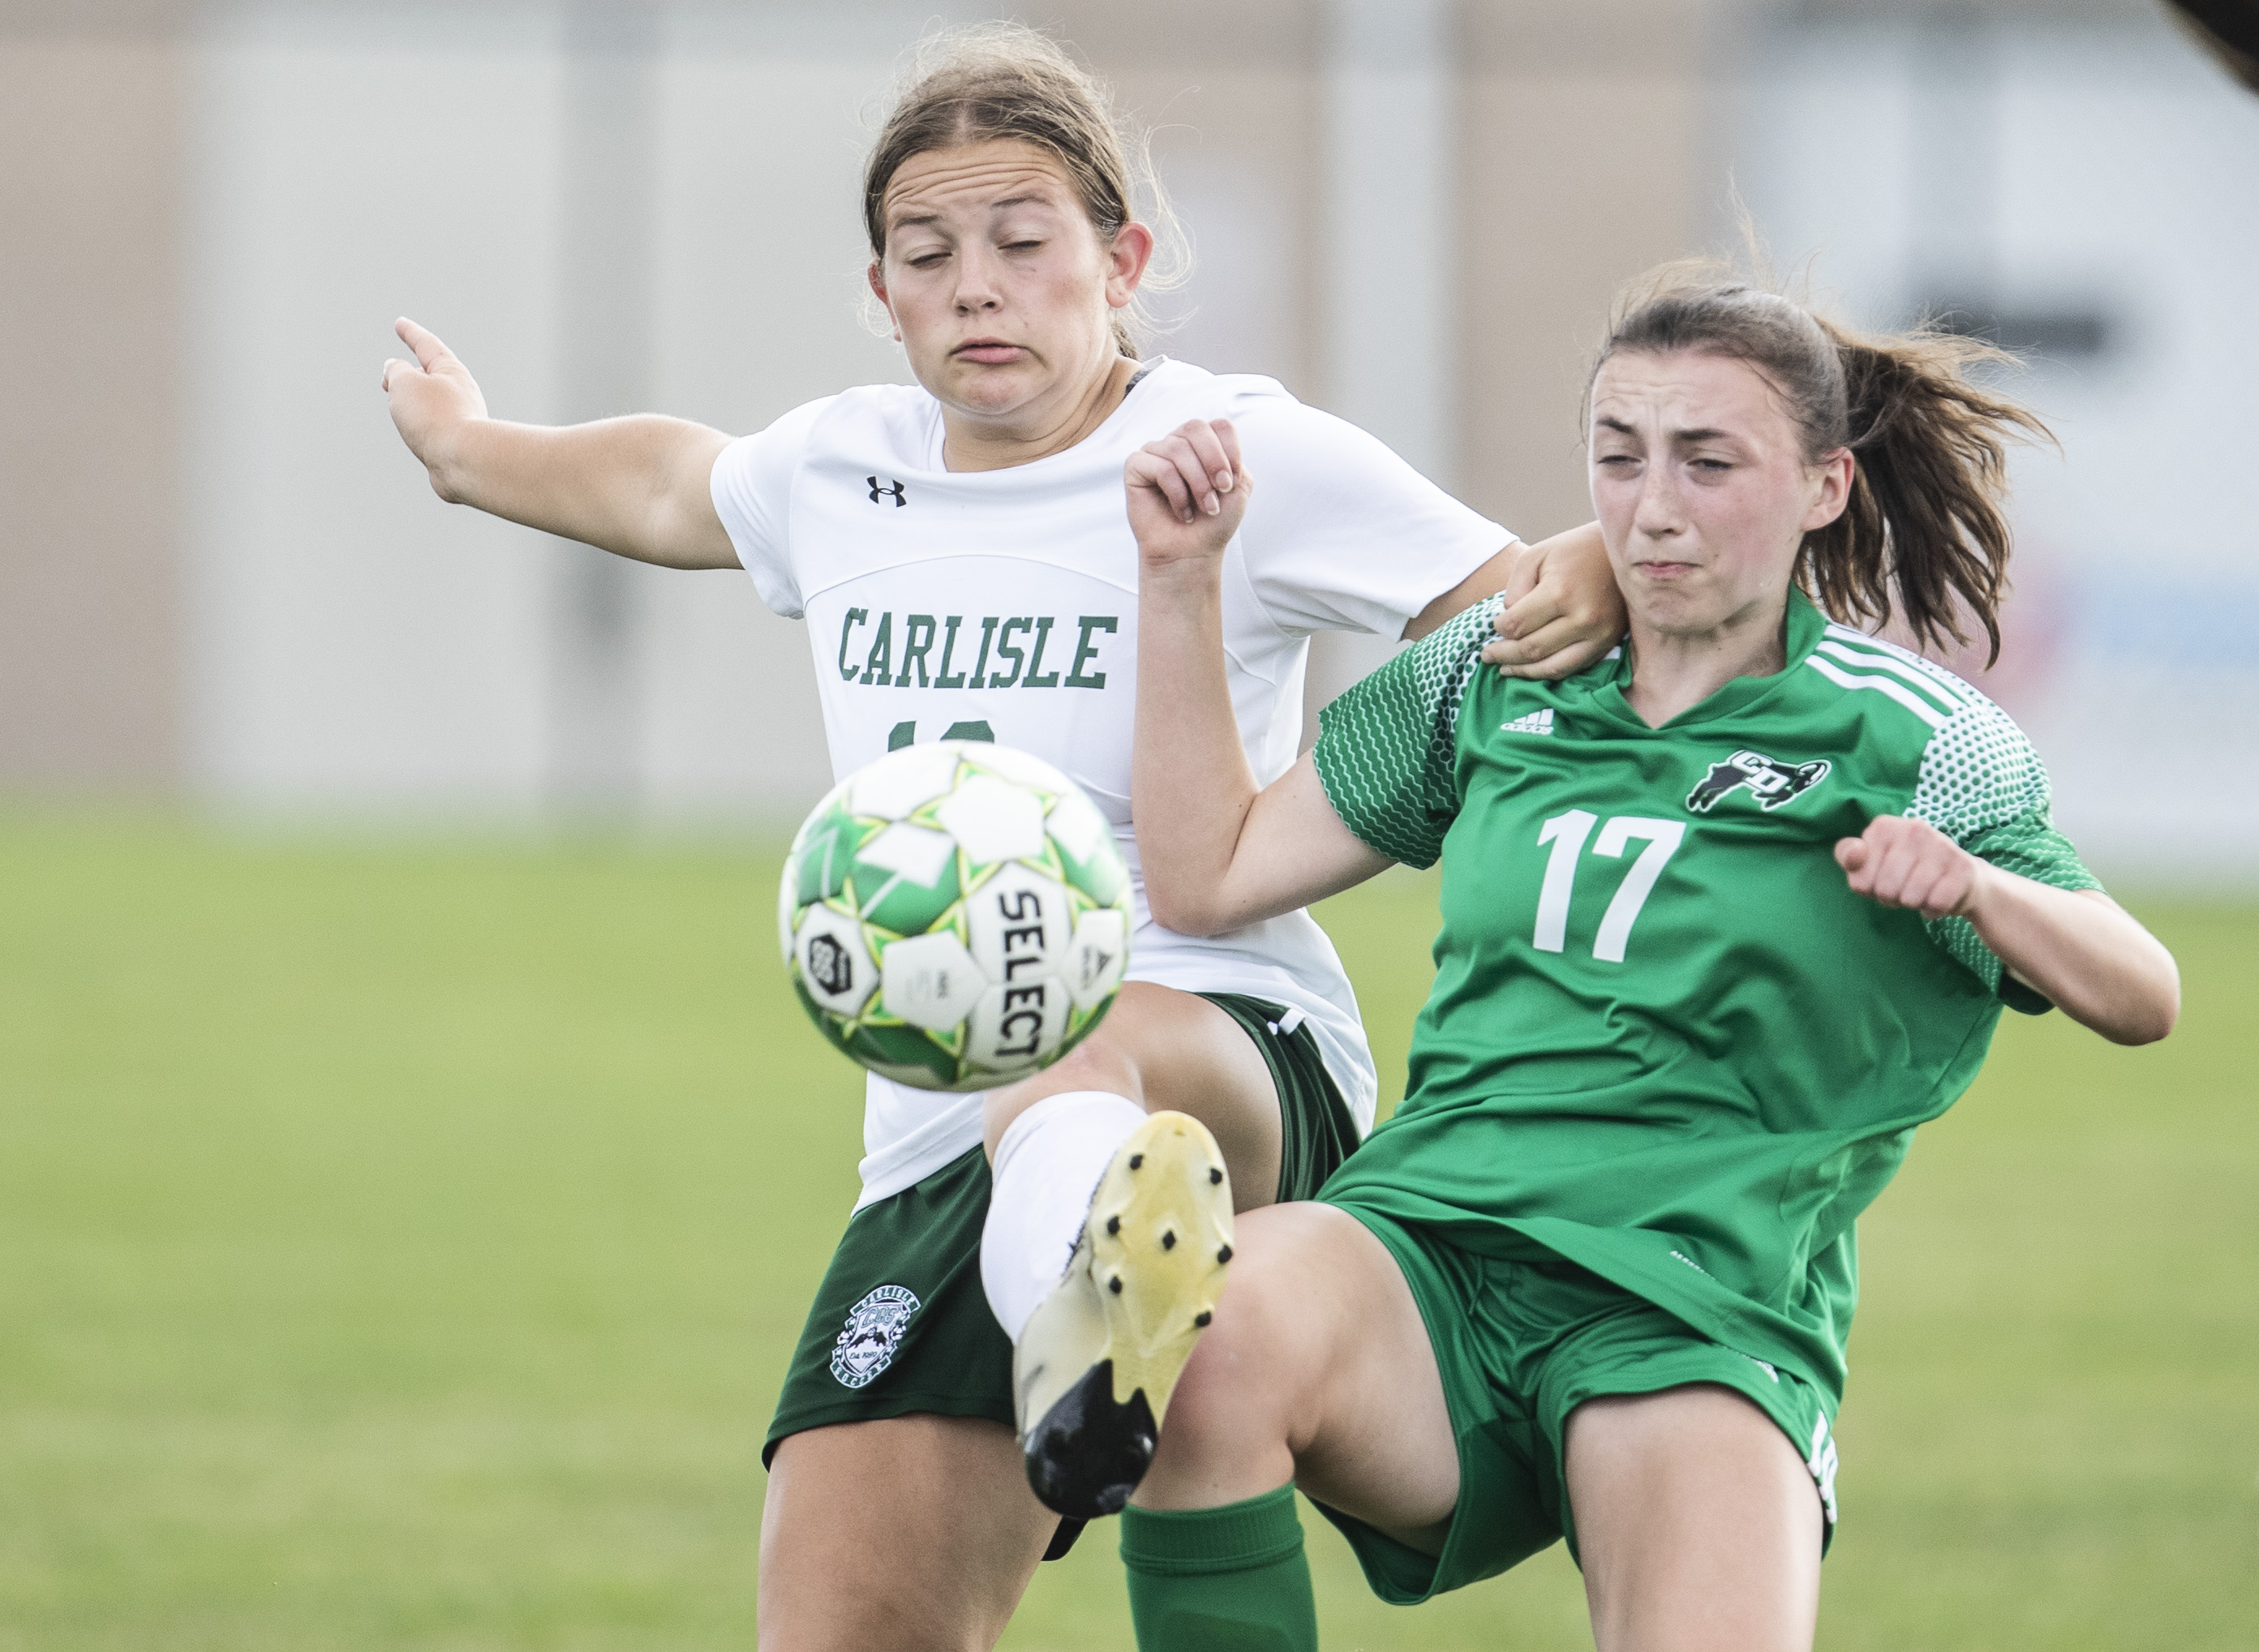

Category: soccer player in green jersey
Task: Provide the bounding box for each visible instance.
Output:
[1081,274,2180,1650]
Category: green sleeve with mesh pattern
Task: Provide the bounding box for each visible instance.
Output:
[1906,693,2103,1012]
[1309,598,1502,869]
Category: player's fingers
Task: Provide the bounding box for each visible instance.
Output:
[1895,856,1947,917]
[1153,432,1222,517]
[1132,444,1199,521]
[1500,628,1618,680]
[1912,844,1977,920]
[1496,540,1544,609]
[1173,420,1235,497]
[1211,417,1243,488]
[1856,833,1905,903]
[1840,822,1898,897]
[395,317,453,372]
[1125,447,1185,502]
[1488,638,1600,681]
[1867,817,1945,903]
[1492,579,1564,645]
[1484,614,1583,671]
[380,357,411,392]
[1123,448,1170,502]
[1867,833,1930,908]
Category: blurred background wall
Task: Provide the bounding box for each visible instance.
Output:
[2,0,2253,877]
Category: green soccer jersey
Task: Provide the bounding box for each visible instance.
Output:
[1312,589,2100,1401]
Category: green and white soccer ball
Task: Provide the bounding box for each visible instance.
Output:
[779,740,1132,1092]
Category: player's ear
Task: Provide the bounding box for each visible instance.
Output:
[1802,448,1854,532]
[1103,221,1154,309]
[867,260,901,341]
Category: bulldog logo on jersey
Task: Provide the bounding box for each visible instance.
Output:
[831,1284,921,1388]
[1687,750,1832,813]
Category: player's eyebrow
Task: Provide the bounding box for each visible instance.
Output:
[1593,414,1751,451]
[886,193,1058,236]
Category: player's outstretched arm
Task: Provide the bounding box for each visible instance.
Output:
[1836,815,2180,1045]
[381,318,737,570]
[1129,418,1394,938]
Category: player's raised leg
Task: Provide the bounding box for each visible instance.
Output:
[979,983,1348,1516]
[759,1414,1055,1652]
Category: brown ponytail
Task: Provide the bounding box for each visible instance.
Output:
[1595,269,2054,664]
[862,24,1186,360]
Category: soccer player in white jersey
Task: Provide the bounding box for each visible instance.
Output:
[380,24,1621,1649]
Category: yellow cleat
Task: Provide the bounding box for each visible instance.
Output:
[1014,1110,1234,1518]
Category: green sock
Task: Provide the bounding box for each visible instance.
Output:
[1119,1486,1318,1652]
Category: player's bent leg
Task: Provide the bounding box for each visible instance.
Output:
[1565,1385,1824,1652]
[982,989,1367,1518]
[1117,1203,1460,1652]
[758,1414,1057,1652]
[978,985,1319,1515]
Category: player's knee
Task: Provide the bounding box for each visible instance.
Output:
[1147,1311,1295,1491]
[1167,1207,1332,1430]
[979,1033,1145,1158]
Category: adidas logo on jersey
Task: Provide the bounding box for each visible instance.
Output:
[1501,708,1554,736]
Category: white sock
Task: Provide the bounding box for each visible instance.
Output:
[981,1090,1148,1341]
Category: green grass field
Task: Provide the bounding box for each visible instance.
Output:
[2,816,2252,1650]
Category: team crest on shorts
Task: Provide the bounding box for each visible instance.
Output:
[830,1284,921,1389]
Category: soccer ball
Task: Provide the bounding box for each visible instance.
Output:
[779,741,1132,1092]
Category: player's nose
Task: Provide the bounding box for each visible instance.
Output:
[1633,466,1686,536]
[952,246,1005,311]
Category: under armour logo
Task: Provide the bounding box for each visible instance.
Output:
[867,476,907,508]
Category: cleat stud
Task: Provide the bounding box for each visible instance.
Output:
[1195,1311,1212,1327]
[1106,1215,1121,1235]
[1109,1276,1123,1294]
[1217,1245,1233,1264]
[1209,1167,1223,1184]
[1129,1154,1144,1170]
[1162,1230,1176,1250]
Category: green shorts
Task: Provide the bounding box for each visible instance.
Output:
[1312,1206,1840,1604]
[763,993,1360,1466]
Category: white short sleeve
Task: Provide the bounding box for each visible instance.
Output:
[1227,392,1512,639]
[708,396,835,619]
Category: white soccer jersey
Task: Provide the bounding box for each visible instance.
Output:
[711,358,1511,1208]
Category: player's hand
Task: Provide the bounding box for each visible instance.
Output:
[1480,522,1626,679]
[1835,815,1988,920]
[381,318,488,500]
[1126,418,1251,573]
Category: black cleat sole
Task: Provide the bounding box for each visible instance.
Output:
[1024,1359,1159,1519]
